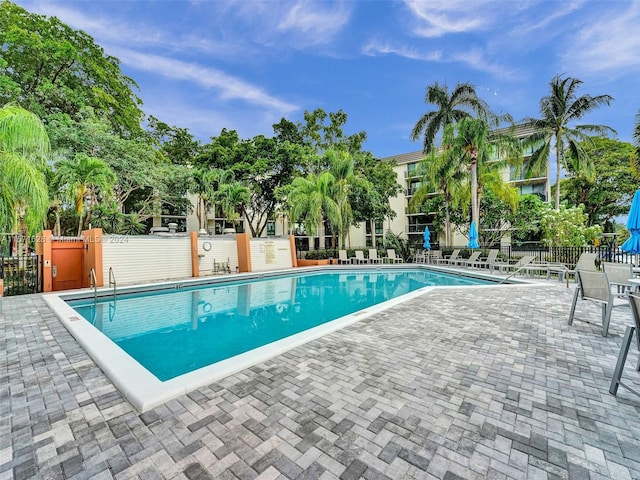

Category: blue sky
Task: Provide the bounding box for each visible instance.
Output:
[17,0,640,159]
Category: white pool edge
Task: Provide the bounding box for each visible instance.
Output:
[43,267,545,412]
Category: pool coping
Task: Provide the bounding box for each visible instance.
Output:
[43,265,540,412]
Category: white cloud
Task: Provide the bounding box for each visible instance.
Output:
[277,1,351,46]
[403,0,497,37]
[361,40,442,62]
[562,3,640,76]
[450,49,520,80]
[110,47,297,115]
[20,1,245,58]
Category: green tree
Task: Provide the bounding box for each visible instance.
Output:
[47,108,191,225]
[146,116,201,165]
[298,108,367,159]
[632,110,640,173]
[286,173,339,239]
[510,194,547,244]
[191,167,218,232]
[234,135,303,237]
[351,153,401,247]
[0,104,49,253]
[212,169,250,229]
[524,74,614,209]
[561,137,637,227]
[54,153,116,235]
[443,117,520,233]
[539,203,602,246]
[0,1,143,134]
[410,147,466,247]
[410,81,494,155]
[325,149,355,249]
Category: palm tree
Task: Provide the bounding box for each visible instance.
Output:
[410,81,493,155]
[54,153,116,236]
[410,147,466,247]
[287,172,340,240]
[525,74,614,209]
[326,149,355,248]
[192,167,217,232]
[444,118,521,235]
[213,169,250,230]
[0,104,50,254]
[633,110,640,173]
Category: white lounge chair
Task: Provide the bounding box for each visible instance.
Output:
[368,249,383,264]
[354,251,367,264]
[385,249,403,264]
[437,249,460,266]
[338,250,350,265]
[469,249,499,270]
[495,255,536,275]
[457,251,481,268]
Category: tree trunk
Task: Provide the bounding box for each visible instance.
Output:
[444,200,451,247]
[470,147,479,228]
[555,138,563,210]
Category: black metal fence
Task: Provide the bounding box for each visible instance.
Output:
[1,255,42,296]
[297,244,635,269]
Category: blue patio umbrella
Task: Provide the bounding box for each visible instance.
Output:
[423,227,431,250]
[467,221,479,249]
[621,189,640,256]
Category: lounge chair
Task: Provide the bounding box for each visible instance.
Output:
[469,249,499,270]
[385,249,403,264]
[338,249,350,265]
[354,250,367,264]
[368,249,383,264]
[413,250,427,264]
[428,250,442,264]
[609,292,640,396]
[568,269,628,337]
[495,255,536,275]
[437,249,460,266]
[457,251,481,268]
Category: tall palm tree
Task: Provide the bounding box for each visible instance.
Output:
[633,110,640,173]
[54,153,116,236]
[524,74,614,209]
[0,104,50,253]
[287,172,340,239]
[410,81,493,155]
[410,147,466,247]
[445,118,521,234]
[326,149,355,248]
[192,167,217,231]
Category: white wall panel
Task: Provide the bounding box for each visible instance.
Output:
[197,237,238,275]
[250,238,293,272]
[102,236,192,285]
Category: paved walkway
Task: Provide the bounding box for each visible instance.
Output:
[2,281,640,479]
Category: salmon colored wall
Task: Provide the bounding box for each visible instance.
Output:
[236,233,252,273]
[37,230,53,292]
[190,232,199,278]
[83,228,103,287]
[289,235,298,268]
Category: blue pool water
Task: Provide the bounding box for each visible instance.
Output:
[68,269,491,381]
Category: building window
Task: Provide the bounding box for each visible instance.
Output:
[267,220,276,236]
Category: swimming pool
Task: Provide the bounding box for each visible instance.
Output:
[44,266,516,411]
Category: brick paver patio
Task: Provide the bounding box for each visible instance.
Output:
[2,281,640,479]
